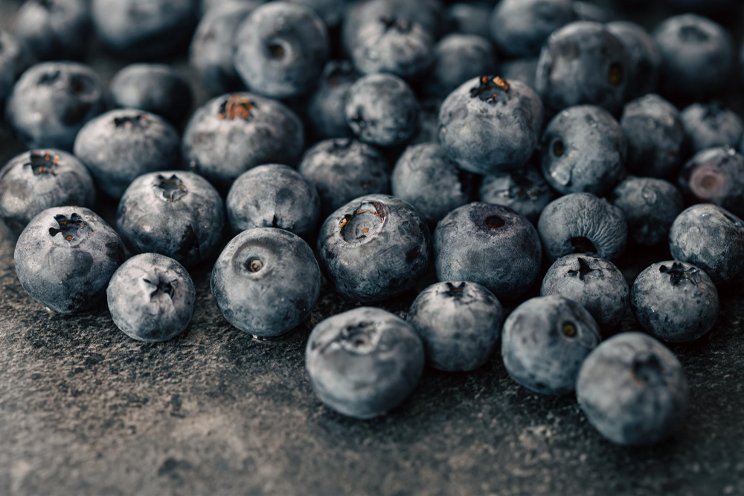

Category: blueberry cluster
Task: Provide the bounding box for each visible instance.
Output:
[1,0,743,448]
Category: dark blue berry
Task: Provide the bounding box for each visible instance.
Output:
[679,147,744,218]
[681,103,744,154]
[490,0,576,58]
[611,176,683,246]
[110,64,193,125]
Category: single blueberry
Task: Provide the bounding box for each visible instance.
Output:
[305,61,359,141]
[15,0,90,61]
[306,306,424,419]
[490,0,576,58]
[14,206,125,314]
[479,163,557,224]
[434,203,542,301]
[212,227,321,338]
[425,34,497,99]
[502,295,601,395]
[679,147,744,218]
[107,253,195,343]
[577,332,688,446]
[607,21,661,100]
[681,103,744,155]
[408,281,503,372]
[317,194,430,303]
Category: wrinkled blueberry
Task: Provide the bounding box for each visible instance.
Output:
[679,147,744,218]
[110,64,193,125]
[607,21,661,100]
[681,103,744,154]
[306,61,359,141]
[490,0,576,58]
[479,163,556,224]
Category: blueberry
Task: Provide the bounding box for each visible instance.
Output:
[391,143,475,225]
[536,21,629,113]
[234,2,329,99]
[14,206,125,314]
[226,164,320,237]
[540,105,627,196]
[620,94,685,179]
[305,61,359,141]
[189,1,258,95]
[15,0,89,61]
[669,204,744,284]
[681,103,744,154]
[679,147,744,218]
[490,0,576,58]
[91,0,197,58]
[439,75,543,175]
[0,31,32,110]
[299,138,390,216]
[425,34,497,99]
[577,332,688,446]
[653,14,733,99]
[0,150,95,233]
[317,194,430,303]
[345,74,419,148]
[502,295,601,395]
[407,281,503,372]
[6,62,106,151]
[110,64,193,126]
[212,227,321,338]
[498,58,538,89]
[107,253,195,343]
[445,1,492,39]
[479,163,557,224]
[305,306,424,419]
[541,254,629,330]
[183,93,304,191]
[538,192,628,261]
[74,109,181,198]
[606,21,661,100]
[611,176,684,247]
[434,203,542,301]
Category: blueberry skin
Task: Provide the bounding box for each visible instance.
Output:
[611,176,683,247]
[345,74,419,148]
[538,193,628,261]
[572,1,614,22]
[541,254,628,330]
[425,34,497,99]
[653,14,733,99]
[74,109,181,199]
[606,22,661,100]
[91,0,197,58]
[681,103,744,154]
[445,1,492,39]
[540,105,627,196]
[183,93,304,191]
[14,206,125,314]
[408,281,503,372]
[679,147,744,218]
[392,143,474,225]
[116,171,225,268]
[288,0,344,28]
[669,204,744,284]
[439,76,543,175]
[110,64,193,126]
[305,306,424,419]
[498,58,538,90]
[6,62,106,151]
[107,253,195,343]
[502,295,601,395]
[317,194,430,303]
[490,0,576,58]
[15,0,89,61]
[411,98,441,145]
[234,2,329,99]
[226,164,320,237]
[621,94,685,179]
[577,332,688,446]
[434,203,542,301]
[0,150,95,233]
[212,227,321,338]
[535,21,629,113]
[299,139,390,216]
[479,164,557,224]
[189,1,258,95]
[0,31,33,109]
[306,61,359,140]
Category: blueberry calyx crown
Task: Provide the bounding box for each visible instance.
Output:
[339,201,386,241]
[562,322,577,337]
[348,108,367,129]
[470,75,511,103]
[379,16,413,33]
[444,282,467,298]
[48,213,88,241]
[631,352,662,384]
[113,113,150,129]
[567,257,595,281]
[659,262,696,286]
[155,174,188,202]
[218,95,258,121]
[25,151,59,176]
[244,256,264,273]
[143,276,175,299]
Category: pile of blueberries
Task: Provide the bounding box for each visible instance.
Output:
[1,0,743,447]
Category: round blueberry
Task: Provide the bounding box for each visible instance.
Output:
[107,253,195,343]
[607,21,661,100]
[681,103,744,155]
[14,206,125,314]
[212,227,321,338]
[15,0,90,61]
[679,147,744,218]
[305,61,359,141]
[479,164,557,224]
[425,34,497,99]
[408,281,503,372]
[434,203,542,301]
[116,171,225,268]
[305,306,424,419]
[577,332,688,446]
[502,295,601,395]
[490,0,576,58]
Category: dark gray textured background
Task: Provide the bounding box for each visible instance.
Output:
[1,2,744,495]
